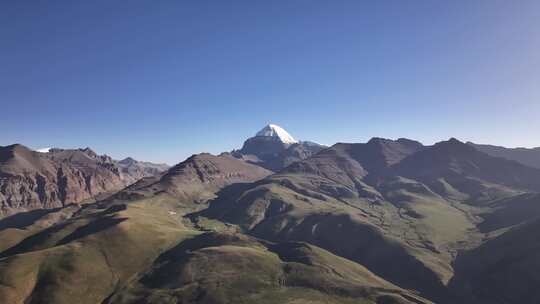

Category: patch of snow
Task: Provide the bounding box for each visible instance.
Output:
[36,147,52,153]
[256,124,298,144]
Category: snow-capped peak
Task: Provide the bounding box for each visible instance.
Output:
[36,147,52,153]
[255,124,298,144]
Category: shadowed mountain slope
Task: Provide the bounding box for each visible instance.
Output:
[393,139,540,202]
[450,218,540,304]
[283,138,424,187]
[468,142,540,169]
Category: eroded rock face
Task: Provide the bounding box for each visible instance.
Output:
[0,144,128,216]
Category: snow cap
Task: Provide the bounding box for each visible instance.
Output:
[255,124,297,144]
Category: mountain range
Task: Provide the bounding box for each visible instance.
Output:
[0,124,539,304]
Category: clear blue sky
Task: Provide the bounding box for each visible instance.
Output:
[1,1,539,164]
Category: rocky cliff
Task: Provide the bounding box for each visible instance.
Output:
[0,145,130,215]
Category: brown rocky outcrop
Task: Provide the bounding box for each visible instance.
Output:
[0,144,130,216]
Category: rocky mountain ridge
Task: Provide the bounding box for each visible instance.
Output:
[0,145,168,216]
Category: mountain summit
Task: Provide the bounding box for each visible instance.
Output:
[255,124,298,144]
[232,124,325,171]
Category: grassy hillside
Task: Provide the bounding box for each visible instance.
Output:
[0,193,431,304]
[199,174,479,301]
[0,195,197,304]
[108,232,431,304]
